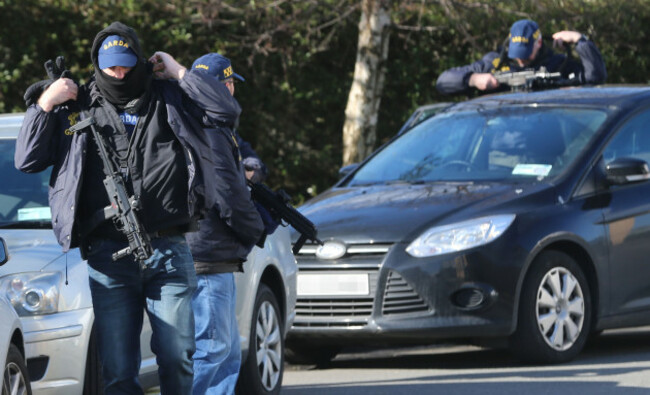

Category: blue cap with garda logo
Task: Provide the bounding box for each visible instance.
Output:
[98,35,138,69]
[508,20,541,60]
[191,53,245,82]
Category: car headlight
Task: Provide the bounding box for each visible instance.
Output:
[406,214,516,258]
[0,272,62,316]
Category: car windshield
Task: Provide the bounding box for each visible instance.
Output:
[348,106,608,186]
[0,138,52,228]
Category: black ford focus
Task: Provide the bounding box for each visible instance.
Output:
[287,86,650,365]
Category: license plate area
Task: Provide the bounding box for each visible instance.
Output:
[297,273,370,296]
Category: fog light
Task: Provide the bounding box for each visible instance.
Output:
[451,285,495,310]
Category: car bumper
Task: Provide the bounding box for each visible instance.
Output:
[288,239,526,345]
[22,307,94,395]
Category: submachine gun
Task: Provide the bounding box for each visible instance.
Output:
[247,181,322,255]
[70,117,154,263]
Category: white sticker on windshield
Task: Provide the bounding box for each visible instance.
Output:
[512,164,552,177]
[17,207,52,221]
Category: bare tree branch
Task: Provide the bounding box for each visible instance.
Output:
[394,24,445,32]
[439,0,479,50]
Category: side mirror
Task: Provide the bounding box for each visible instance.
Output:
[605,157,650,185]
[338,163,359,178]
[0,237,8,266]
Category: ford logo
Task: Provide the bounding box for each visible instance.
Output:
[315,240,347,260]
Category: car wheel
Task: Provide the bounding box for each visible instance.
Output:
[509,250,591,364]
[83,328,103,395]
[3,343,31,395]
[237,283,284,395]
[285,343,339,366]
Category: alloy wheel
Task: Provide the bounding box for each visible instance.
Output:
[255,300,282,391]
[535,266,585,351]
[3,361,29,395]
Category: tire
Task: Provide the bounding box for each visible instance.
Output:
[3,343,32,395]
[237,284,284,395]
[285,343,339,366]
[83,328,104,395]
[509,250,592,364]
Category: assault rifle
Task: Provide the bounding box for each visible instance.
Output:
[248,181,322,254]
[70,117,154,263]
[494,67,577,92]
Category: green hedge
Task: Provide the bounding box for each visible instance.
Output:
[1,0,648,202]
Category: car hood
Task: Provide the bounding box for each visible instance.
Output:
[298,182,554,243]
[0,229,64,274]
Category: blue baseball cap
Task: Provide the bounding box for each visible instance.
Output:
[508,20,541,60]
[191,53,245,82]
[98,35,138,69]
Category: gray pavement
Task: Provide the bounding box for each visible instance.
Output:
[281,327,650,394]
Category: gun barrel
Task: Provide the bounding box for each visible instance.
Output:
[248,181,322,251]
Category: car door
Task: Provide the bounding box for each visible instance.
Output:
[601,108,650,316]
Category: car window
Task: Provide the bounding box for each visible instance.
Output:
[602,109,650,164]
[0,139,51,223]
[397,103,452,135]
[348,107,608,185]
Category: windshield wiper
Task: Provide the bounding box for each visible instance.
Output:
[0,220,52,229]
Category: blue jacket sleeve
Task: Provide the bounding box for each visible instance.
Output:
[178,70,242,127]
[436,51,500,95]
[14,105,59,173]
[574,38,607,84]
[208,128,264,248]
[236,132,258,161]
[235,131,268,183]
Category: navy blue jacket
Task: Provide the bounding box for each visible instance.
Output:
[185,128,264,273]
[436,38,607,95]
[14,70,240,252]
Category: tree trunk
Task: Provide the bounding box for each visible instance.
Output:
[342,0,391,166]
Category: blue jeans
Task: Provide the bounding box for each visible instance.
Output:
[86,236,197,395]
[192,273,241,395]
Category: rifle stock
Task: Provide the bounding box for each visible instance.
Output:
[247,181,322,254]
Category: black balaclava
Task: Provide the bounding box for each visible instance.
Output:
[90,21,153,110]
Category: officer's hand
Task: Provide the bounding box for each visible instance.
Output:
[469,73,499,91]
[37,78,78,112]
[243,157,266,184]
[149,51,187,80]
[552,31,583,47]
[25,56,75,108]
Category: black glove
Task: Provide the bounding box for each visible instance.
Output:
[44,56,73,80]
[24,56,74,108]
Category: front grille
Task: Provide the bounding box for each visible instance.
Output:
[293,242,391,328]
[293,298,374,328]
[382,271,430,316]
[296,242,392,269]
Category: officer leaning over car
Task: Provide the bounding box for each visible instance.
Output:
[14,21,241,395]
[436,19,607,95]
[185,52,265,395]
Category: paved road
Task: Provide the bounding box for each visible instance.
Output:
[281,327,650,395]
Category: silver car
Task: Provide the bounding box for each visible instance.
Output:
[0,113,296,394]
[0,237,31,395]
